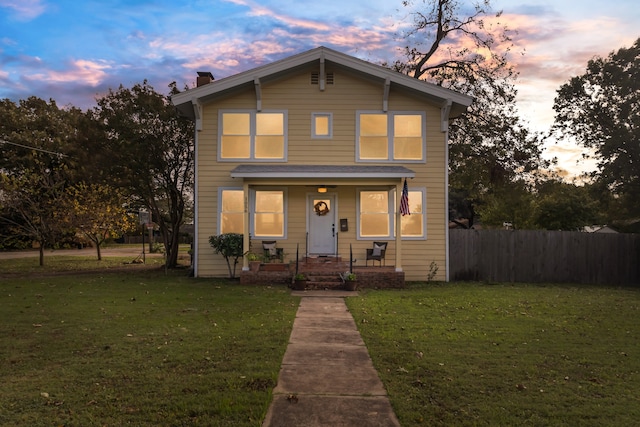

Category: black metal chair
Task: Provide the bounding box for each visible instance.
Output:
[366,241,387,266]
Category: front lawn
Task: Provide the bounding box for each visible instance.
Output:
[347,282,640,426]
[0,271,299,426]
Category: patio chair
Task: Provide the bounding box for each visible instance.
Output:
[366,241,387,266]
[262,241,284,262]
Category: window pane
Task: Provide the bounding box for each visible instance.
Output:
[394,137,422,160]
[359,114,388,160]
[221,113,251,158]
[255,190,284,237]
[221,135,250,158]
[394,115,422,160]
[222,190,244,212]
[394,115,421,137]
[360,191,389,237]
[400,191,423,237]
[221,190,244,234]
[256,113,283,135]
[361,191,388,213]
[255,136,284,158]
[255,191,283,212]
[255,213,284,236]
[223,113,250,135]
[360,136,388,159]
[361,214,389,237]
[221,213,244,234]
[314,115,329,136]
[360,114,387,136]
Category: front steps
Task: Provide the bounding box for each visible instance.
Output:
[240,255,405,288]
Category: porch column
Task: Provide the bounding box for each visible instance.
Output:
[395,179,403,272]
[242,182,250,271]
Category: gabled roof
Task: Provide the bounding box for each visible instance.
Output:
[171,46,472,119]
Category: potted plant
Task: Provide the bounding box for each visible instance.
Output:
[344,272,357,291]
[293,273,307,290]
[247,252,261,271]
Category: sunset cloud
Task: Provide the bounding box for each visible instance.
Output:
[0,0,47,20]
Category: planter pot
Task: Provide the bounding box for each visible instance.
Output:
[344,280,357,291]
[260,263,288,271]
[293,280,307,290]
[249,261,261,272]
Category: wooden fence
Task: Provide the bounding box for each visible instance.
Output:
[449,229,640,285]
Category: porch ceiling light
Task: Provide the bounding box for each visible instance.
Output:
[317,186,328,193]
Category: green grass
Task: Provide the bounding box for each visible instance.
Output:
[0,271,299,426]
[0,255,166,275]
[346,283,640,426]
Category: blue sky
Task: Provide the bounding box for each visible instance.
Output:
[1,0,638,177]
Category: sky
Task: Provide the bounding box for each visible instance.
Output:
[1,0,638,179]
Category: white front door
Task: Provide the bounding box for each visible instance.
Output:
[308,194,336,255]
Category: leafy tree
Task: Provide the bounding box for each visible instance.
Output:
[532,180,600,231]
[65,183,137,260]
[209,233,245,279]
[553,38,640,220]
[392,0,548,227]
[478,179,535,229]
[0,97,78,261]
[0,169,69,265]
[92,81,194,268]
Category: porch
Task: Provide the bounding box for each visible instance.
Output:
[239,255,405,289]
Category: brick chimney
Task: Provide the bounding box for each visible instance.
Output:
[197,71,214,87]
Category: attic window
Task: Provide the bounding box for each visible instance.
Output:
[311,72,334,85]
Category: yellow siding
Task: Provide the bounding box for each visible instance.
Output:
[195,65,449,281]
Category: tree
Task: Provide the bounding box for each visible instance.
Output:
[532,180,600,231]
[65,183,137,260]
[93,81,194,268]
[209,233,245,279]
[392,0,548,227]
[0,97,79,262]
[553,38,640,220]
[0,169,68,265]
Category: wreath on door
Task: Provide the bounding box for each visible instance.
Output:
[314,201,330,216]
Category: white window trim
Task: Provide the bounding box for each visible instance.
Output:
[356,187,427,240]
[218,187,244,234]
[356,110,426,163]
[311,112,333,139]
[249,187,288,239]
[218,109,288,162]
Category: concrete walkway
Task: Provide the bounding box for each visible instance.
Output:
[262,291,401,427]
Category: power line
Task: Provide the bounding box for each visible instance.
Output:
[0,139,68,158]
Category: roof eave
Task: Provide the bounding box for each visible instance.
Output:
[171,46,473,114]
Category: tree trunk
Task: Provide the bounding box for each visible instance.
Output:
[96,243,102,261]
[39,243,44,266]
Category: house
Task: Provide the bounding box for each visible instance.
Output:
[172,46,472,284]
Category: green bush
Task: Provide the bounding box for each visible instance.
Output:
[209,233,245,278]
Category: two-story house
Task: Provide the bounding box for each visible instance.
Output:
[172,46,472,284]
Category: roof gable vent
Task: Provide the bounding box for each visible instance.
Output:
[311,72,334,85]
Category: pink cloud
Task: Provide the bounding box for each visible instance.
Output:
[27,59,111,87]
[0,0,47,20]
[225,0,331,31]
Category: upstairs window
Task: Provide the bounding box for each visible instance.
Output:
[312,113,333,139]
[357,111,425,162]
[219,110,286,161]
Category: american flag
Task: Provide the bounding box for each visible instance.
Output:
[400,178,410,216]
